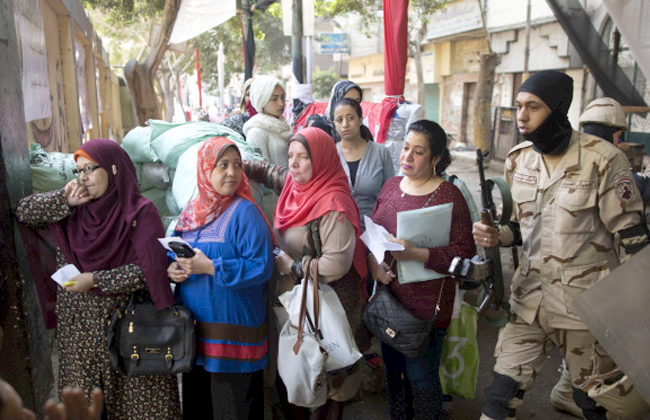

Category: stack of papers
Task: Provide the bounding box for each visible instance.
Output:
[396,202,453,284]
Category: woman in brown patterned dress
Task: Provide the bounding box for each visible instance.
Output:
[15,139,181,420]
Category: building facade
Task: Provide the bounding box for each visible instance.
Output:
[342,0,649,149]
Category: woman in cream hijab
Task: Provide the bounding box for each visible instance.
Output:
[243,75,293,167]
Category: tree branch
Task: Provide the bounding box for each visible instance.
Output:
[143,0,182,75]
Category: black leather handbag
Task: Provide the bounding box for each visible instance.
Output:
[108,296,196,376]
[362,282,444,359]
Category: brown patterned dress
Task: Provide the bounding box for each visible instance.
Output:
[16,189,181,420]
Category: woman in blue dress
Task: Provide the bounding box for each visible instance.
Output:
[166,137,274,420]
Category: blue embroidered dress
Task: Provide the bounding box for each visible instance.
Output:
[171,197,273,373]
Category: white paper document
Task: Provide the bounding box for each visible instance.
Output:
[360,216,405,265]
[158,237,192,252]
[396,202,453,284]
[51,264,80,287]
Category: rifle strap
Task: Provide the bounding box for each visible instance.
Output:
[486,177,513,225]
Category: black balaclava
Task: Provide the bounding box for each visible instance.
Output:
[518,70,574,155]
[582,123,618,144]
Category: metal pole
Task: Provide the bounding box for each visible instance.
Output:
[292,0,303,84]
[195,48,202,108]
[523,0,531,80]
[242,0,255,80]
[305,35,312,84]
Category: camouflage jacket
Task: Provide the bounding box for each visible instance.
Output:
[503,131,643,329]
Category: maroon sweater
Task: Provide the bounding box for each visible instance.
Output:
[370,177,476,327]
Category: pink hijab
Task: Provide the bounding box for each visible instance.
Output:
[275,127,368,279]
[175,137,271,234]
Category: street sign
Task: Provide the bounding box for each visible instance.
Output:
[318,33,350,54]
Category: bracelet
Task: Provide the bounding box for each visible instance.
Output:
[92,271,98,288]
[291,260,304,279]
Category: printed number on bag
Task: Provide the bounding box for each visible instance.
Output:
[440,336,468,379]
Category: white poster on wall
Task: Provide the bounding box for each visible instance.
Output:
[95,57,102,114]
[75,40,92,133]
[14,0,52,122]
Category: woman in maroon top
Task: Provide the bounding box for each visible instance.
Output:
[368,120,476,420]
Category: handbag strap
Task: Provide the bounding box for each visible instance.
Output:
[120,293,138,316]
[294,259,311,354]
[311,258,320,336]
[423,184,441,208]
[294,258,322,354]
[433,278,446,317]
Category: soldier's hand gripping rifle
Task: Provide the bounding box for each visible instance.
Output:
[448,149,512,316]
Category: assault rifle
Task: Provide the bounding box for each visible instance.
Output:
[476,149,507,314]
[448,148,511,316]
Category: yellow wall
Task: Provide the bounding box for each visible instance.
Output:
[450,38,490,74]
[435,42,452,81]
[348,53,388,85]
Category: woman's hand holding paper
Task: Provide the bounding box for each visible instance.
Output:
[390,238,429,263]
[65,272,95,293]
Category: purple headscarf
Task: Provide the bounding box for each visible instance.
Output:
[53,139,174,309]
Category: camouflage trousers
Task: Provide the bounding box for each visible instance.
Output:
[478,307,616,420]
[493,307,615,391]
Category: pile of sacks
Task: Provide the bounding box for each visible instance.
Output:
[29,120,267,234]
[121,120,266,233]
[30,143,77,193]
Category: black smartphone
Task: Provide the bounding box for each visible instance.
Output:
[168,241,196,258]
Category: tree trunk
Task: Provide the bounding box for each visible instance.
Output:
[409,24,426,106]
[157,72,172,122]
[124,0,181,126]
[412,42,424,106]
[473,53,498,153]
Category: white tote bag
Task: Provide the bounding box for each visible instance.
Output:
[277,260,328,408]
[278,259,362,373]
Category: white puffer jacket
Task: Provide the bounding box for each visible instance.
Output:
[243,114,293,167]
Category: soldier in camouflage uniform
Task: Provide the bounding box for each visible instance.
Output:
[473,71,650,420]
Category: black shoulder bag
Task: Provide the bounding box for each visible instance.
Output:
[108,295,196,376]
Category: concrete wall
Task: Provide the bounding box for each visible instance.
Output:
[437,38,490,142]
[0,0,125,414]
[0,0,53,415]
[336,0,648,142]
[492,22,572,73]
[485,0,555,31]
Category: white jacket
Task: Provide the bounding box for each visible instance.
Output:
[243,114,293,167]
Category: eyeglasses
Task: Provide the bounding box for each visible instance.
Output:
[72,165,101,176]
